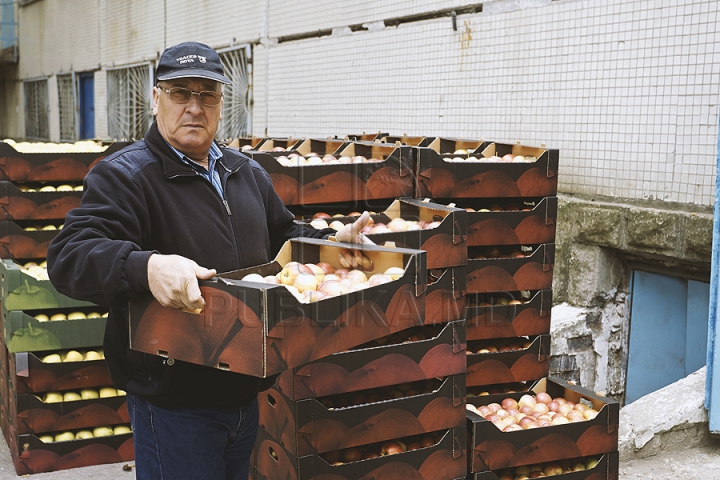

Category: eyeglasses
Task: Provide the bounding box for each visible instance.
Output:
[157,86,224,106]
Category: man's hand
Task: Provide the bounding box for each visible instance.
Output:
[147,254,217,311]
[334,211,375,270]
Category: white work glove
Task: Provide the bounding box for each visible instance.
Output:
[147,253,217,311]
[333,211,375,270]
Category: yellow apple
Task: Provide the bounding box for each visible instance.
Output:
[113,425,132,435]
[42,353,62,363]
[84,350,103,361]
[383,267,405,280]
[63,392,82,402]
[43,392,63,403]
[54,431,75,442]
[63,350,84,362]
[50,313,67,321]
[42,225,57,231]
[99,387,118,398]
[92,426,113,437]
[86,312,102,318]
[116,389,126,396]
[38,435,54,443]
[34,314,50,322]
[67,311,87,320]
[80,389,99,399]
[75,430,94,440]
[56,185,74,192]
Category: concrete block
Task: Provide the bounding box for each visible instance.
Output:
[682,212,713,261]
[572,205,626,248]
[626,208,680,255]
[619,367,709,461]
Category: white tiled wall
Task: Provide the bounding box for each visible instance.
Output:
[255,0,720,205]
[7,0,720,205]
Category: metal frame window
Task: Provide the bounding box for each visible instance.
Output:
[58,72,77,142]
[217,45,252,140]
[107,63,152,141]
[24,78,49,140]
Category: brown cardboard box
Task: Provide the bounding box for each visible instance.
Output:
[464,196,558,247]
[466,244,555,294]
[466,335,550,387]
[249,142,414,208]
[466,289,552,340]
[418,137,485,154]
[259,373,465,457]
[469,450,618,480]
[0,220,61,261]
[129,238,427,378]
[416,143,558,200]
[312,198,468,270]
[0,141,130,182]
[426,266,467,325]
[0,181,82,221]
[8,348,110,394]
[6,425,133,475]
[274,320,466,400]
[253,424,466,480]
[466,377,619,472]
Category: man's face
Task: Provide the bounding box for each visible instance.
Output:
[152,78,223,161]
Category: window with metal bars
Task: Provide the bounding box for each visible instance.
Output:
[107,64,152,141]
[24,78,49,140]
[217,46,252,141]
[58,73,77,142]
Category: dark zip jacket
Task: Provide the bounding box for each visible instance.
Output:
[47,121,333,408]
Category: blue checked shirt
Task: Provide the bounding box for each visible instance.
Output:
[168,142,225,198]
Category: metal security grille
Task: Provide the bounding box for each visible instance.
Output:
[107,64,152,141]
[58,73,77,142]
[24,78,49,140]
[217,46,251,140]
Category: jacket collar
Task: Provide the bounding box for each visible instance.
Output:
[144,121,247,176]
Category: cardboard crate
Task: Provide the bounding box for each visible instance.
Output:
[466,377,619,472]
[465,244,554,294]
[254,137,304,152]
[417,136,485,154]
[249,142,414,209]
[425,266,467,325]
[8,348,110,394]
[469,451,619,480]
[2,306,107,353]
[291,138,350,157]
[253,424,466,480]
[0,141,130,182]
[466,335,550,388]
[416,143,558,200]
[0,259,95,311]
[259,373,465,457]
[466,289,552,340]
[0,181,82,221]
[311,198,468,270]
[129,238,427,378]
[346,132,389,142]
[5,424,133,475]
[0,220,62,261]
[7,387,128,435]
[381,135,428,146]
[463,196,558,247]
[274,319,466,401]
[465,381,533,405]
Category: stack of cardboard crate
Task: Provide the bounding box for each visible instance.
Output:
[0,142,134,475]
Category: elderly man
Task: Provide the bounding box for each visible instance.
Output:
[47,41,370,479]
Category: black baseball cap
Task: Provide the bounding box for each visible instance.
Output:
[155,41,230,85]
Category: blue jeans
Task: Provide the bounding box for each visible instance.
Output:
[127,394,259,480]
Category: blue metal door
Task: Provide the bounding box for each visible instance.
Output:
[626,270,709,404]
[78,73,95,139]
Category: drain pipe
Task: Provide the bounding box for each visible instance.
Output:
[707,114,720,434]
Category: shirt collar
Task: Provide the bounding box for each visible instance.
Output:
[168,142,223,171]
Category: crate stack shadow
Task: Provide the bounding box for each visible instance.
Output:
[0,141,135,475]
